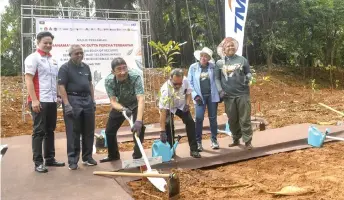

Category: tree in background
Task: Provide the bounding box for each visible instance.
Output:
[1,0,344,89]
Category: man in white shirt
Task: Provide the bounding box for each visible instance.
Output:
[158,68,201,158]
[24,31,65,173]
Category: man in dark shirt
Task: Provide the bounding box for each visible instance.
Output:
[100,57,145,163]
[58,44,97,170]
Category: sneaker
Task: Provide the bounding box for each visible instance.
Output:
[245,142,253,150]
[211,140,220,149]
[228,139,240,147]
[68,163,78,170]
[197,142,203,152]
[83,158,97,166]
[35,164,48,173]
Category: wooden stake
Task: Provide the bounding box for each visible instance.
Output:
[318,103,344,116]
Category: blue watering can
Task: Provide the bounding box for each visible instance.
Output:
[308,125,344,147]
[152,135,182,162]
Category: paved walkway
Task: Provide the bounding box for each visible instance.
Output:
[1,121,343,200]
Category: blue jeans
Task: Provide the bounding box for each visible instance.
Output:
[195,95,218,143]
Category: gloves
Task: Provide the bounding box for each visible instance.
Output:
[183,104,190,112]
[194,96,203,106]
[160,131,167,143]
[123,107,132,117]
[245,73,252,85]
[132,120,143,136]
[64,104,73,117]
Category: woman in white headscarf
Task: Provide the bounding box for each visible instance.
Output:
[187,47,220,152]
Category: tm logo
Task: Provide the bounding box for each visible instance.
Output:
[228,0,247,33]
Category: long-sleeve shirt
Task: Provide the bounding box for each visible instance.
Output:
[215,54,251,98]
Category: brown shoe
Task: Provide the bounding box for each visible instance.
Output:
[228,140,240,147]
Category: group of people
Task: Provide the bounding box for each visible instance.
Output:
[25,31,253,173]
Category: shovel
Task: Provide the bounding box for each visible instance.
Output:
[93,171,180,199]
[122,111,168,192]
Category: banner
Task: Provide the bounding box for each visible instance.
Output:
[225,0,249,56]
[35,18,143,104]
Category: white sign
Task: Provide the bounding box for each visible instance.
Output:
[225,0,249,56]
[35,18,143,104]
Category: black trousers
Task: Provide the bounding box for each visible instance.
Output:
[165,109,198,152]
[63,95,95,165]
[30,102,57,166]
[105,108,145,159]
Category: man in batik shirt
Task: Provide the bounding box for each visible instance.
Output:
[100,57,145,162]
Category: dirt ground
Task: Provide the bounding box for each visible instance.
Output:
[1,67,343,138]
[1,67,344,199]
[129,141,344,200]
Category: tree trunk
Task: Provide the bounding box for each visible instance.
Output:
[138,0,164,42]
[216,0,225,39]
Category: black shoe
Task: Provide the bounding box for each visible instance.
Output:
[245,142,253,150]
[99,157,120,163]
[197,142,203,152]
[228,140,240,147]
[132,153,142,159]
[35,164,48,173]
[190,151,201,158]
[68,163,78,170]
[83,158,97,166]
[45,160,65,167]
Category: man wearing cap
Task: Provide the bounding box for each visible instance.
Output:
[159,68,201,158]
[58,44,97,170]
[100,57,145,163]
[187,47,220,151]
[215,37,254,150]
[24,31,65,173]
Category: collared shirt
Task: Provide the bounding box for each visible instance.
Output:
[104,70,144,110]
[58,60,92,93]
[24,49,58,102]
[158,77,192,114]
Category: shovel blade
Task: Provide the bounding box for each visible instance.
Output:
[169,173,180,199]
[145,169,167,192]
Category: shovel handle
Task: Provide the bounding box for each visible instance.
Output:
[93,171,171,178]
[318,103,344,116]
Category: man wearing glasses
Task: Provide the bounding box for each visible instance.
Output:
[58,44,97,170]
[158,68,201,158]
[100,57,145,163]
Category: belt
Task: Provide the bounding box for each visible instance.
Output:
[67,92,90,97]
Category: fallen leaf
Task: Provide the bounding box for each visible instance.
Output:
[266,186,314,196]
[317,120,338,125]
